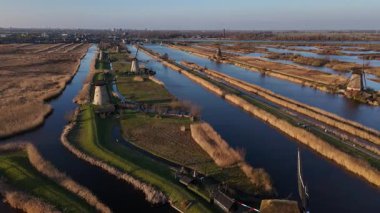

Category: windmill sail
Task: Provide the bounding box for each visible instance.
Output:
[298,149,309,213]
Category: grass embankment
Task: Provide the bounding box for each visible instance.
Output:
[67,105,212,212]
[141,47,380,188]
[0,144,102,213]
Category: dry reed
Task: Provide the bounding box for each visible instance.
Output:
[0,180,60,213]
[190,122,273,192]
[0,142,111,213]
[198,66,380,147]
[0,44,90,138]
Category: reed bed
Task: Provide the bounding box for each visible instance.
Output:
[74,51,98,104]
[0,142,111,213]
[225,93,380,187]
[0,180,60,213]
[0,44,90,138]
[191,122,273,193]
[198,66,380,147]
[25,145,111,213]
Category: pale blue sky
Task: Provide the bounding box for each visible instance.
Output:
[0,0,379,30]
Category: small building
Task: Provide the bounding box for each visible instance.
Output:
[213,190,236,212]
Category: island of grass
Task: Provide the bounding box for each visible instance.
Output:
[0,150,96,213]
[116,75,268,196]
[66,48,272,212]
[109,51,132,72]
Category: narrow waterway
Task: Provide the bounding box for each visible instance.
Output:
[1,45,173,213]
[267,47,380,90]
[144,45,380,131]
[129,45,380,213]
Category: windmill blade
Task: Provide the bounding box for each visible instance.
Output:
[135,46,140,58]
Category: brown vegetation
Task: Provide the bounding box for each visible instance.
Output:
[225,93,380,187]
[0,180,60,213]
[61,112,168,204]
[0,142,111,213]
[190,122,272,193]
[168,44,347,91]
[25,145,111,213]
[259,199,300,213]
[0,43,90,138]
[182,62,380,147]
[74,51,99,104]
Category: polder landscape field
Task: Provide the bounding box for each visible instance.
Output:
[0,22,380,213]
[1,33,380,213]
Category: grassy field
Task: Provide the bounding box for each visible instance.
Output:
[116,75,261,196]
[116,75,173,103]
[95,60,111,70]
[0,151,95,212]
[110,52,132,72]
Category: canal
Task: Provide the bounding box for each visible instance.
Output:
[266,47,380,90]
[1,45,172,213]
[130,45,380,213]
[145,44,380,131]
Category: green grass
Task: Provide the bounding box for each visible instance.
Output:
[113,62,131,72]
[0,151,94,213]
[95,60,111,70]
[116,75,173,103]
[109,52,131,72]
[69,105,213,213]
[119,111,260,196]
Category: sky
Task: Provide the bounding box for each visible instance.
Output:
[0,0,379,30]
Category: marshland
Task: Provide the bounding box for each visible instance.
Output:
[0,33,379,213]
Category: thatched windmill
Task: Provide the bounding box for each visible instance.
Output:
[347,60,367,92]
[130,47,140,73]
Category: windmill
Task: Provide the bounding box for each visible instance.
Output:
[130,46,140,73]
[346,59,367,92]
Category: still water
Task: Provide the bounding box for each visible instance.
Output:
[129,45,380,213]
[145,45,380,131]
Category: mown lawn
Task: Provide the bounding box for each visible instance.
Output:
[69,105,213,212]
[0,151,94,213]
